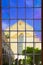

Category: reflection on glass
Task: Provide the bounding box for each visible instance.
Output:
[35,55,42,65]
[10,8,17,19]
[10,20,17,30]
[2,32,9,43]
[18,20,25,30]
[26,8,33,19]
[11,55,18,65]
[25,43,33,54]
[34,32,41,42]
[26,55,33,65]
[10,0,17,7]
[34,0,41,7]
[34,8,41,19]
[34,43,41,50]
[10,32,17,42]
[18,8,25,19]
[18,0,25,7]
[9,55,25,65]
[2,0,9,7]
[26,20,33,31]
[34,20,41,31]
[2,42,10,55]
[26,32,33,42]
[26,0,33,7]
[2,8,9,19]
[2,55,9,65]
[2,20,9,30]
[18,43,25,55]
[2,0,41,65]
[18,55,25,65]
[10,43,17,54]
[18,32,25,43]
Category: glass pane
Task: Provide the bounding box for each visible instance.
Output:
[18,55,25,65]
[34,32,41,42]
[18,43,25,54]
[2,20,9,30]
[35,55,42,65]
[10,20,17,30]
[34,0,41,7]
[10,8,17,19]
[2,55,9,65]
[2,8,9,19]
[26,32,33,42]
[10,0,17,7]
[2,31,9,43]
[34,8,41,19]
[26,20,33,31]
[26,55,33,65]
[10,43,17,54]
[18,32,25,43]
[10,32,17,42]
[10,55,18,65]
[2,42,10,55]
[2,0,9,7]
[18,0,25,7]
[18,8,25,19]
[34,43,41,50]
[18,20,25,30]
[26,43,33,54]
[26,0,33,7]
[26,8,33,19]
[34,20,41,31]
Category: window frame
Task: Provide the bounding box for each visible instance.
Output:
[0,0,43,65]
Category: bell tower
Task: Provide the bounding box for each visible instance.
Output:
[18,33,24,54]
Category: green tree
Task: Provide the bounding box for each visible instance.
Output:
[22,47,41,65]
[22,59,25,65]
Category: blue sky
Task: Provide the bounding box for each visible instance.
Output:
[2,0,41,39]
[2,0,41,7]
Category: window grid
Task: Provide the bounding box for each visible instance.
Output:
[2,0,42,65]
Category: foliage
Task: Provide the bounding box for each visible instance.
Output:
[26,56,32,64]
[22,47,41,54]
[22,59,25,65]
[5,34,10,38]
[22,47,41,65]
[3,47,41,65]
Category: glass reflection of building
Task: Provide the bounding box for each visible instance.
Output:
[2,0,41,65]
[2,21,41,55]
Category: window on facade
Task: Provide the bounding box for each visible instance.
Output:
[2,0,42,65]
